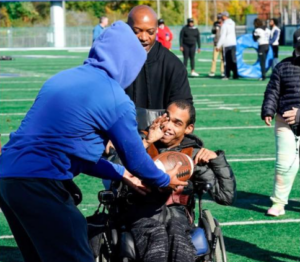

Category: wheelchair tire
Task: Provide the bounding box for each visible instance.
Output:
[202,210,227,262]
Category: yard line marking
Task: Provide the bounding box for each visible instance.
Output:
[193,93,263,97]
[207,104,240,107]
[228,158,275,162]
[0,88,40,92]
[194,126,269,130]
[190,84,266,87]
[0,113,26,116]
[240,109,261,112]
[0,236,14,239]
[0,99,34,102]
[0,81,44,84]
[194,101,223,104]
[220,219,300,226]
[195,106,261,111]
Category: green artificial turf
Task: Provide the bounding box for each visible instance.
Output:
[0,46,299,262]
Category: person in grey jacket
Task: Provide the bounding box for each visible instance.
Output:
[261,29,300,217]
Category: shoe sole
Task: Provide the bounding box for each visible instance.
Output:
[267,209,285,217]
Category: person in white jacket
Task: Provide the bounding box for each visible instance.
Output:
[253,18,271,81]
[216,11,238,80]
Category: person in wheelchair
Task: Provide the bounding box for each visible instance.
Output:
[108,100,236,262]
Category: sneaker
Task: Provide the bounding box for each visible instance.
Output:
[191,71,199,77]
[259,77,266,81]
[222,77,229,80]
[208,72,215,77]
[221,73,225,77]
[267,205,285,217]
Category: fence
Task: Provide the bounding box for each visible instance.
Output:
[0,25,247,49]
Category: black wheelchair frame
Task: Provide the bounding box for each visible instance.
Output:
[87,181,227,262]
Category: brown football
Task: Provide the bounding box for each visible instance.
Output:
[153,151,194,181]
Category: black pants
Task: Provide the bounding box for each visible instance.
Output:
[0,178,94,262]
[129,205,196,262]
[224,46,238,79]
[182,43,196,71]
[271,45,279,58]
[258,44,269,79]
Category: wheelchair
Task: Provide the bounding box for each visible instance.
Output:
[86,107,227,262]
[86,180,227,262]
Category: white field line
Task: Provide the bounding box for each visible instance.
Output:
[0,81,44,84]
[207,104,240,107]
[220,219,300,226]
[194,126,269,130]
[0,99,34,102]
[195,106,261,111]
[240,109,261,112]
[0,113,26,116]
[193,99,210,102]
[190,84,265,88]
[193,93,263,97]
[228,158,275,162]
[194,101,223,104]
[1,219,300,239]
[0,88,40,92]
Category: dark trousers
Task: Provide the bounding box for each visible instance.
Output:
[0,178,94,262]
[129,205,196,262]
[258,44,269,79]
[271,45,279,58]
[182,43,196,71]
[224,46,238,79]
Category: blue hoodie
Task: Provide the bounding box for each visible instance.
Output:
[0,21,170,187]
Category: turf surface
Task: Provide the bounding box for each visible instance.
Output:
[0,46,299,262]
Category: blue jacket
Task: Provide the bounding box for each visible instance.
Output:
[0,21,170,188]
[93,24,104,42]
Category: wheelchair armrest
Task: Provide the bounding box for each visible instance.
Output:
[119,231,136,260]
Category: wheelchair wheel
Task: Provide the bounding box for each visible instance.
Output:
[203,210,227,262]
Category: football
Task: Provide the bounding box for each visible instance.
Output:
[153,151,194,181]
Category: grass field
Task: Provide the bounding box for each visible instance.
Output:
[0,45,299,262]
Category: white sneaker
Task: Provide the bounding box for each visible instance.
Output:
[208,72,215,77]
[191,71,199,77]
[221,73,225,77]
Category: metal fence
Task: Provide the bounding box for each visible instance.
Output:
[0,25,247,49]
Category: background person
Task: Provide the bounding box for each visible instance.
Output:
[269,18,281,69]
[157,18,173,50]
[209,13,224,77]
[216,11,238,80]
[126,5,192,109]
[253,18,271,81]
[179,18,201,77]
[261,28,300,217]
[0,21,186,262]
[92,16,108,42]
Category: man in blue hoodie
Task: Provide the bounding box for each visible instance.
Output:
[0,21,187,262]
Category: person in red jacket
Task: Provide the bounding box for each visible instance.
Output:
[157,18,173,50]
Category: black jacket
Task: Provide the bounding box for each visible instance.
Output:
[179,25,201,48]
[126,41,192,109]
[261,53,300,127]
[155,134,236,206]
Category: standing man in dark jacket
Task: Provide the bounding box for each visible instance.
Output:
[126,5,192,109]
[121,100,236,262]
[261,29,300,217]
[180,18,201,77]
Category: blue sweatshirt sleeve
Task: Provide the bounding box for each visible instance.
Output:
[81,158,125,180]
[106,107,170,188]
[270,30,279,45]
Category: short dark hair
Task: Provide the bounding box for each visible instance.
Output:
[167,100,196,126]
[254,18,263,28]
[270,18,278,26]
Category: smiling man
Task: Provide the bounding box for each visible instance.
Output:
[126,5,192,109]
[122,100,236,262]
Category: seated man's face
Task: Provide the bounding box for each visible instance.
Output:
[129,14,157,52]
[160,104,194,148]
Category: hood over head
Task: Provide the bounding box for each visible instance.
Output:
[85,21,146,89]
